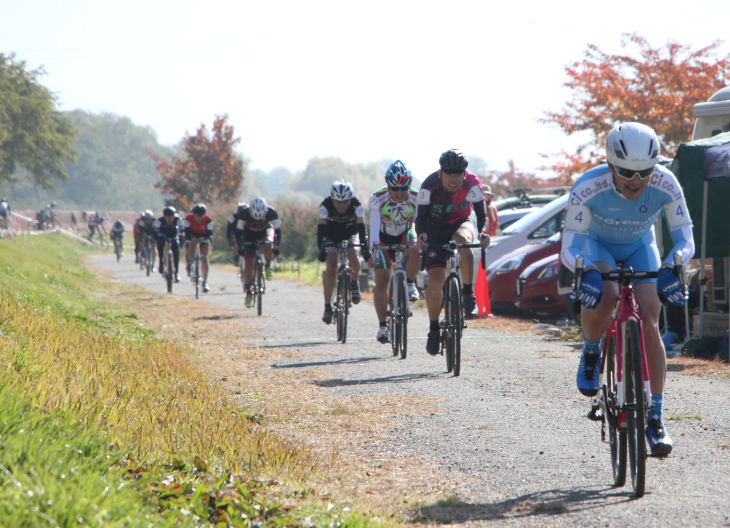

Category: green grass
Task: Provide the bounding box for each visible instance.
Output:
[0,233,390,527]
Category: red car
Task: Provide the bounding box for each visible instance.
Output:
[515,254,569,317]
[486,232,560,314]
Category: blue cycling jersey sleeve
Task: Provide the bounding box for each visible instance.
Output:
[561,164,694,271]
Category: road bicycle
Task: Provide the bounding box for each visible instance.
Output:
[374,243,412,359]
[427,241,486,377]
[112,236,124,262]
[190,242,202,299]
[160,237,176,294]
[140,234,156,275]
[240,241,266,315]
[574,252,685,498]
[329,240,362,344]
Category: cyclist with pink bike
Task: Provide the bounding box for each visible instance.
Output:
[561,122,695,456]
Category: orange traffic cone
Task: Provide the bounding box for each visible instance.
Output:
[475,266,492,317]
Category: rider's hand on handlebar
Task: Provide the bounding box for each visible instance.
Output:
[317,247,327,263]
[657,267,686,306]
[416,233,428,252]
[361,247,372,262]
[479,231,490,248]
[578,269,603,309]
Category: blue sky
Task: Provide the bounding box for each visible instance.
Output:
[3,0,729,181]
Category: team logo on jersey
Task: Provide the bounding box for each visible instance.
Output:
[640,205,648,213]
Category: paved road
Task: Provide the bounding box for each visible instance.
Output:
[95,254,730,527]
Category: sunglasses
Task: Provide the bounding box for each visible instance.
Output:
[613,164,655,180]
[388,186,409,192]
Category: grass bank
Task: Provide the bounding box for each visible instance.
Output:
[0,233,384,527]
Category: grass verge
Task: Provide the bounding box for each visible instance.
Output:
[0,233,386,527]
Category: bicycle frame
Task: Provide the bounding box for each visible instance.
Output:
[375,243,412,358]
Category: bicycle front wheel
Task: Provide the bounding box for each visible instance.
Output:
[605,332,627,487]
[389,285,399,357]
[340,272,350,343]
[625,319,646,497]
[255,258,264,316]
[194,257,200,299]
[397,273,408,359]
[166,251,173,293]
[335,273,346,342]
[448,276,463,376]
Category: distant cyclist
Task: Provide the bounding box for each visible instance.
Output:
[229,198,281,308]
[368,160,421,344]
[226,203,248,266]
[0,198,9,229]
[38,202,57,230]
[183,203,214,293]
[110,219,125,248]
[136,210,157,269]
[87,211,106,240]
[561,122,694,456]
[318,180,371,324]
[155,206,184,283]
[415,149,490,355]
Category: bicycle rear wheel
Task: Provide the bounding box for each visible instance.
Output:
[255,259,264,316]
[605,332,627,487]
[115,240,122,262]
[335,274,345,342]
[443,277,456,373]
[397,273,408,359]
[625,319,646,497]
[146,242,153,276]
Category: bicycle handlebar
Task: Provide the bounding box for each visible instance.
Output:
[573,251,686,298]
[425,242,487,270]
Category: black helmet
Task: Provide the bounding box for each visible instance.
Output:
[163,206,176,216]
[237,202,248,215]
[192,203,207,215]
[439,149,468,174]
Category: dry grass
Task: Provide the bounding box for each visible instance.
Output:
[89,263,469,519]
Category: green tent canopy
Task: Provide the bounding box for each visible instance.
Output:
[666,131,730,258]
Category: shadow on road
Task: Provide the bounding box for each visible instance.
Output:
[273,357,382,368]
[313,372,440,386]
[414,486,636,524]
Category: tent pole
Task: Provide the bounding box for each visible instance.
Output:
[699,180,709,338]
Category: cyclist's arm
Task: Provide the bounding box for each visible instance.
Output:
[271,218,282,247]
[415,188,431,235]
[472,200,487,234]
[226,215,236,244]
[662,197,695,267]
[204,217,214,240]
[317,205,329,249]
[561,203,593,271]
[369,207,382,250]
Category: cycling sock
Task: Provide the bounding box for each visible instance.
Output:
[265,260,272,267]
[582,332,601,354]
[463,284,473,296]
[379,321,387,328]
[407,278,414,285]
[429,319,440,334]
[245,283,252,292]
[325,303,332,311]
[650,393,664,422]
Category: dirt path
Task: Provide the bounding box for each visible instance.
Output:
[93,254,730,527]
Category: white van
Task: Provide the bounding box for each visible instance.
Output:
[692,86,730,140]
[483,194,569,268]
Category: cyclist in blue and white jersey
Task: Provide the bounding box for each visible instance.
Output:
[561,122,695,456]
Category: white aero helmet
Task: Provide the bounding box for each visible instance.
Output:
[330,180,354,202]
[249,197,268,221]
[605,122,660,171]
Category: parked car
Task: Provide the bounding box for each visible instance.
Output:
[484,194,569,268]
[497,206,543,232]
[515,254,569,317]
[487,232,561,314]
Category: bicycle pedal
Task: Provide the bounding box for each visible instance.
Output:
[586,404,604,422]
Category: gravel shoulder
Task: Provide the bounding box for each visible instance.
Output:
[93,255,730,527]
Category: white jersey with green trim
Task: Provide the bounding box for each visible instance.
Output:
[368,187,418,248]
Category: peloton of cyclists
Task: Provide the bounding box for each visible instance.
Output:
[415,149,490,356]
[562,122,694,456]
[155,206,185,283]
[228,198,281,308]
[318,180,371,324]
[183,203,214,293]
[368,160,421,344]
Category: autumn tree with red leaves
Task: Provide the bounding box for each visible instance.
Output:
[476,160,556,198]
[540,33,730,184]
[150,114,244,210]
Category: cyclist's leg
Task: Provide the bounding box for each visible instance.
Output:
[200,241,210,280]
[346,246,360,282]
[171,239,181,276]
[453,220,476,288]
[156,239,165,273]
[579,238,621,342]
[322,250,337,303]
[261,227,275,280]
[373,267,392,323]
